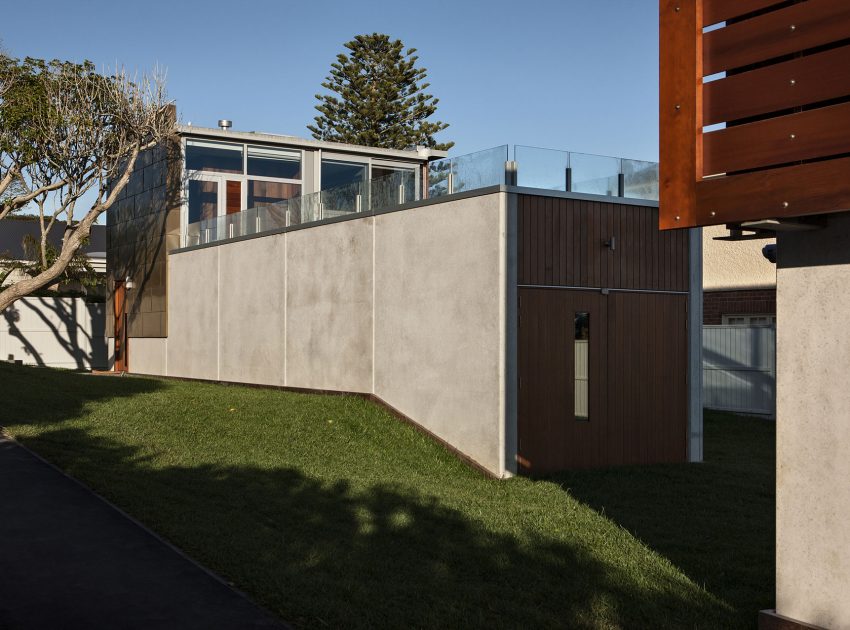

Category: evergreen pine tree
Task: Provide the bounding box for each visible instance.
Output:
[308,34,453,151]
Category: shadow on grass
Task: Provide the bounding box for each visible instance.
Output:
[552,411,776,628]
[1,366,742,629]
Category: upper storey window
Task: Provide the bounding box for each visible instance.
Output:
[247,146,301,179]
[185,140,243,173]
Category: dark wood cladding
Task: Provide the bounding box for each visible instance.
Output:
[696,156,850,225]
[703,0,784,26]
[703,46,850,127]
[517,288,687,473]
[703,0,850,75]
[703,100,850,175]
[518,194,689,292]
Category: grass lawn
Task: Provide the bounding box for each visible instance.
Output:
[1,363,774,629]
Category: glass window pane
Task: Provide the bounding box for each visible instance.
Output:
[247,146,301,179]
[248,180,301,209]
[188,180,219,223]
[321,160,366,190]
[575,312,589,421]
[186,140,243,174]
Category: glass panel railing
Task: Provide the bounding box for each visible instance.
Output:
[371,169,415,210]
[428,145,508,198]
[622,158,659,201]
[321,179,367,219]
[570,153,621,196]
[514,145,571,191]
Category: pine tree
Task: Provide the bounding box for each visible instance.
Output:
[308,34,453,151]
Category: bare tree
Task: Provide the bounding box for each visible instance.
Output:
[0,56,174,312]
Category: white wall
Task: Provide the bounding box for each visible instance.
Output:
[1,297,107,370]
[163,192,510,476]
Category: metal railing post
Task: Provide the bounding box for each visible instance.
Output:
[505,160,518,186]
[618,173,625,197]
[565,167,573,192]
[447,171,454,195]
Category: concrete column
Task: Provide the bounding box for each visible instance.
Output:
[772,211,850,628]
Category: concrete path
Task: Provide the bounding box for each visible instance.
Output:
[0,438,285,629]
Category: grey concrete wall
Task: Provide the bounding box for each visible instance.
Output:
[1,297,107,370]
[167,246,219,381]
[374,194,507,474]
[162,191,511,476]
[775,211,850,628]
[218,236,286,387]
[286,218,373,393]
[129,338,167,376]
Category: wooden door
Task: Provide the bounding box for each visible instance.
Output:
[114,281,127,372]
[517,288,608,474]
[517,288,688,473]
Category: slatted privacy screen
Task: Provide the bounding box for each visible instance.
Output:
[659,0,850,229]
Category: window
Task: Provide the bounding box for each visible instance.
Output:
[247,146,301,179]
[247,180,301,209]
[187,180,219,223]
[321,159,367,189]
[574,312,589,421]
[722,314,776,326]
[186,140,243,174]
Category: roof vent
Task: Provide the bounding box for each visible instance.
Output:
[218,119,232,131]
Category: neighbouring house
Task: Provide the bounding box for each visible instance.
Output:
[107,123,701,477]
[702,226,776,325]
[0,218,108,370]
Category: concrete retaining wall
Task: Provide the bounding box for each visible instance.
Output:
[159,191,510,476]
[1,297,107,370]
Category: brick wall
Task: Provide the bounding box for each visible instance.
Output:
[703,288,776,324]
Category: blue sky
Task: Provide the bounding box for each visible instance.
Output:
[2,0,659,161]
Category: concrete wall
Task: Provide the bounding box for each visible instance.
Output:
[1,297,107,370]
[703,225,776,291]
[162,191,510,475]
[374,194,507,474]
[774,211,850,628]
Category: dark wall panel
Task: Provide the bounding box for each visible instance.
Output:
[518,195,688,292]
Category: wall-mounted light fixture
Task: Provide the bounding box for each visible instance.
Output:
[125,276,136,291]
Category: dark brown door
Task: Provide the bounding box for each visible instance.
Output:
[517,288,608,474]
[517,288,687,473]
[114,281,127,372]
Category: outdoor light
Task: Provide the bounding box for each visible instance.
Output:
[125,276,136,290]
[218,119,232,131]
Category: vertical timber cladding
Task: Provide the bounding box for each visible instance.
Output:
[517,195,689,473]
[659,0,850,230]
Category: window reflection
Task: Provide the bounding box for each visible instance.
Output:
[186,140,243,174]
[247,146,301,179]
[188,180,219,223]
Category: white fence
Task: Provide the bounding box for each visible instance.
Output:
[1,297,107,370]
[703,325,776,416]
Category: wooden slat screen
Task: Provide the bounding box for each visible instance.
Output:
[660,0,850,229]
[703,0,786,27]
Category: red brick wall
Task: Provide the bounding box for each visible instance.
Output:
[703,289,776,325]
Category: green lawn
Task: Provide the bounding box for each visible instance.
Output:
[0,363,774,629]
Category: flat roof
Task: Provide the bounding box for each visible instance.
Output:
[176,125,448,162]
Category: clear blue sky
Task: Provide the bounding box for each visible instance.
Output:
[2,0,659,161]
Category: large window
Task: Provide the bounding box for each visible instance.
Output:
[186,140,243,173]
[248,180,301,209]
[321,159,367,189]
[247,146,301,179]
